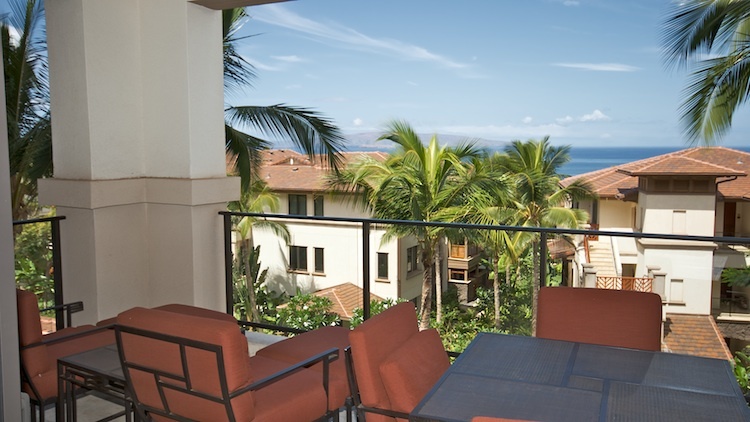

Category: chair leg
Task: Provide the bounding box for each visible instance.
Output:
[345,397,353,422]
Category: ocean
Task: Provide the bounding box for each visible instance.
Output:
[558,146,750,177]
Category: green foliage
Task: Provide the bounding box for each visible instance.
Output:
[350,298,405,328]
[734,348,750,394]
[233,245,269,321]
[276,293,341,331]
[433,287,499,353]
[14,220,53,306]
[722,268,750,287]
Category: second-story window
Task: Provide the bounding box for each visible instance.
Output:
[314,195,324,216]
[289,194,307,215]
[377,252,388,279]
[314,247,324,273]
[406,246,418,273]
[289,246,307,271]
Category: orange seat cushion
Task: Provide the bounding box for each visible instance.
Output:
[379,329,449,414]
[249,355,329,422]
[154,303,238,324]
[536,287,662,351]
[255,326,350,410]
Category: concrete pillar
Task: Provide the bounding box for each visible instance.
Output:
[582,263,597,288]
[39,0,238,323]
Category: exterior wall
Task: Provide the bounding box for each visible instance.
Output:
[255,192,423,302]
[598,199,635,230]
[639,191,716,236]
[637,242,714,315]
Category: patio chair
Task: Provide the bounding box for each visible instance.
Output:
[16,288,115,421]
[255,326,352,416]
[536,286,663,351]
[346,302,450,422]
[115,307,338,421]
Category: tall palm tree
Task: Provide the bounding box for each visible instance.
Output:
[662,0,750,144]
[331,121,487,329]
[228,179,289,321]
[3,0,51,221]
[496,138,592,334]
[223,8,344,192]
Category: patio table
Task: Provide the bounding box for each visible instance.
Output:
[410,332,750,422]
[57,343,133,422]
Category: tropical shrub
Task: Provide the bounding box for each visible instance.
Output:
[275,293,340,331]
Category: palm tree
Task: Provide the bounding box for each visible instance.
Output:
[229,180,289,321]
[222,8,344,192]
[3,0,51,221]
[496,138,592,334]
[331,121,487,329]
[662,0,750,144]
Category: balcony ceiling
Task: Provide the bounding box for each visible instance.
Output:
[190,0,288,10]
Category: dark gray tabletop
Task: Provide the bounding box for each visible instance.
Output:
[410,333,750,422]
[58,343,124,381]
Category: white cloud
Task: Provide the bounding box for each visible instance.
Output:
[285,84,302,90]
[253,5,472,72]
[353,118,364,126]
[407,80,419,86]
[553,62,640,72]
[246,57,281,72]
[601,133,612,138]
[580,109,610,122]
[563,1,580,6]
[273,55,306,63]
[556,116,574,124]
[522,116,533,124]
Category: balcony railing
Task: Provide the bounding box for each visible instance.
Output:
[596,276,653,292]
[220,211,750,323]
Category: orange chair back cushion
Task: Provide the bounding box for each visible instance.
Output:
[536,287,662,351]
[117,307,254,422]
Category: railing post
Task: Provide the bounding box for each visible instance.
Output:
[540,232,547,287]
[362,221,371,320]
[223,213,234,315]
[50,217,65,330]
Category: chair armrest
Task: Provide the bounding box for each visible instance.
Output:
[236,320,307,335]
[21,323,114,351]
[230,347,339,398]
[40,301,84,328]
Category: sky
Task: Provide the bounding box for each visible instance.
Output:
[229,0,750,149]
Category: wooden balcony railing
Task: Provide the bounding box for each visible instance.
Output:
[596,276,653,292]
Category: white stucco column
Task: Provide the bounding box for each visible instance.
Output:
[39,0,239,322]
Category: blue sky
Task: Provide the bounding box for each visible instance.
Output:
[231,0,750,149]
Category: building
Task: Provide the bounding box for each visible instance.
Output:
[562,146,750,358]
[252,150,426,303]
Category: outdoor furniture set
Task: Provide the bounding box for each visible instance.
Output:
[16,287,750,421]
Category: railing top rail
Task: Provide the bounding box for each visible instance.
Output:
[12,215,66,226]
[219,211,750,246]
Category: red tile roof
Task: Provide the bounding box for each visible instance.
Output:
[311,282,384,321]
[663,313,733,361]
[561,147,750,200]
[257,150,388,193]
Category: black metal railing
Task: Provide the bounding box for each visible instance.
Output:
[221,211,750,323]
[13,215,67,330]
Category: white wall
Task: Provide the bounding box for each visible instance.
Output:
[598,199,635,229]
[640,192,716,236]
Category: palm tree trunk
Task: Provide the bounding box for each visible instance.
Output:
[531,240,540,336]
[243,241,261,322]
[494,257,501,330]
[435,252,442,324]
[418,248,433,330]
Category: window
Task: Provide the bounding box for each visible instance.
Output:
[288,194,307,215]
[314,247,324,273]
[314,195,324,216]
[407,246,418,273]
[289,246,307,271]
[377,253,388,279]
